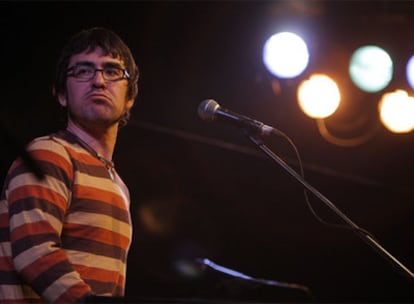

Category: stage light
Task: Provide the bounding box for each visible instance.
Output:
[263,31,309,78]
[297,74,341,119]
[405,55,414,90]
[349,45,393,93]
[378,90,414,133]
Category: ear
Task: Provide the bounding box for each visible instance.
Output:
[58,93,68,107]
[125,98,135,111]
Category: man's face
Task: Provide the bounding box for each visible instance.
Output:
[58,47,134,131]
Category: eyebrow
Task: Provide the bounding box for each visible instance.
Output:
[72,61,125,69]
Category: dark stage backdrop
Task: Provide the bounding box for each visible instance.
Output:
[1,1,414,302]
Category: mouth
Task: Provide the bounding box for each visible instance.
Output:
[88,93,111,104]
[88,92,109,98]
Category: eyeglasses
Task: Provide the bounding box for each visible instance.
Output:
[66,64,130,82]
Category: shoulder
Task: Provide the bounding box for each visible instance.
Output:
[23,132,86,175]
[27,134,72,162]
[4,133,77,192]
[27,131,86,160]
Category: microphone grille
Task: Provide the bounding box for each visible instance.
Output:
[198,99,220,121]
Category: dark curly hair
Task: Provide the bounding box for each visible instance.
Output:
[53,27,139,127]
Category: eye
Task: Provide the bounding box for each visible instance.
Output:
[105,67,122,77]
[74,65,93,77]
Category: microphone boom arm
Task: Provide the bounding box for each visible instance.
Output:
[245,132,414,281]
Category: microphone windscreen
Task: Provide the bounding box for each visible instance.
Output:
[198,99,219,121]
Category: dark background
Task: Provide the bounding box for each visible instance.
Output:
[1,1,414,302]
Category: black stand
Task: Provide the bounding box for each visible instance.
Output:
[246,133,414,281]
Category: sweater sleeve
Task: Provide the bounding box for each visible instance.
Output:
[6,137,92,303]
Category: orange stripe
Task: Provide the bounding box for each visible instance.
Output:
[21,250,68,280]
[0,256,15,271]
[64,145,102,167]
[29,149,73,179]
[0,213,10,228]
[75,185,126,208]
[74,264,125,286]
[1,300,42,304]
[8,158,23,173]
[9,184,68,211]
[54,282,91,303]
[12,220,59,240]
[64,223,130,248]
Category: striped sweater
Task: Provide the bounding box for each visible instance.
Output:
[0,130,132,303]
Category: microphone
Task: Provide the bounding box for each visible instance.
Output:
[198,99,278,136]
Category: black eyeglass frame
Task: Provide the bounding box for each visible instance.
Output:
[66,64,131,82]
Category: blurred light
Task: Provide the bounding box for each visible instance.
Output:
[172,240,208,279]
[137,197,182,236]
[173,259,205,279]
[263,31,309,78]
[297,74,341,119]
[349,45,393,93]
[379,90,414,133]
[405,55,414,90]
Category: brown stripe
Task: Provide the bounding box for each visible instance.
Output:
[0,270,21,284]
[9,193,65,216]
[12,230,60,257]
[7,159,72,191]
[64,223,130,248]
[72,158,109,178]
[69,199,130,223]
[62,236,127,260]
[74,185,128,208]
[85,278,124,296]
[28,259,77,295]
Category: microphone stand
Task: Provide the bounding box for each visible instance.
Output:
[245,132,414,281]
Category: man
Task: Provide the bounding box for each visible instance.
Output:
[0,27,139,303]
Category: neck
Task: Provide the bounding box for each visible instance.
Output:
[66,121,118,161]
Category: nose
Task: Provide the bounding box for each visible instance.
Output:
[92,70,106,86]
